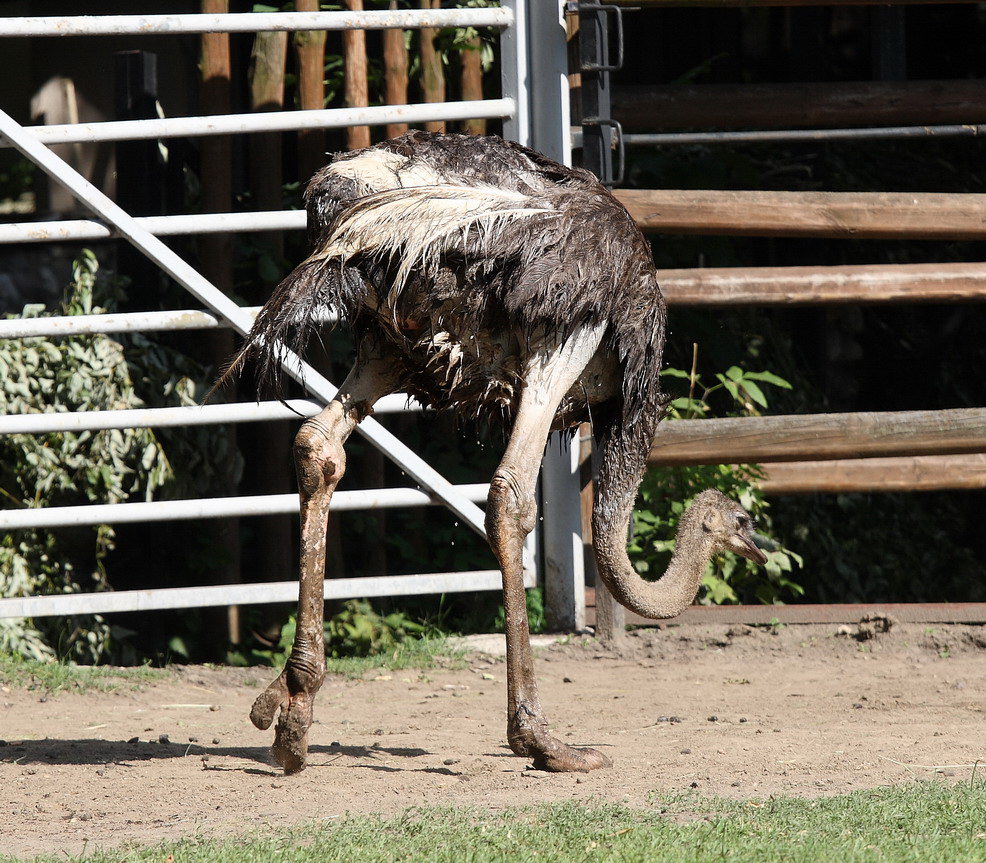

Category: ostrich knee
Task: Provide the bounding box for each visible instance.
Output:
[294,417,346,499]
[486,470,537,551]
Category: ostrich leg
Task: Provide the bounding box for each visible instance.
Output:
[250,353,398,774]
[487,324,612,773]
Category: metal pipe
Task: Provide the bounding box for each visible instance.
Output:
[572,124,986,148]
[0,9,513,38]
[10,99,515,147]
[0,210,307,245]
[0,484,489,530]
[0,107,491,540]
[0,569,530,620]
[0,304,338,339]
[0,307,255,338]
[0,394,424,436]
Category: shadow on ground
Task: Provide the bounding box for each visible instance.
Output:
[0,739,433,768]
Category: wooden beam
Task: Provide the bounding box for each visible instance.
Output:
[648,408,986,466]
[616,189,986,240]
[659,262,986,306]
[460,33,486,136]
[419,0,446,134]
[756,454,986,494]
[294,0,326,180]
[383,0,409,139]
[613,80,986,132]
[343,0,370,150]
[584,597,986,627]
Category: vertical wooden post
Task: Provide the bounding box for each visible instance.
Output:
[460,32,485,135]
[383,0,409,139]
[579,425,625,645]
[420,0,446,133]
[199,0,241,650]
[247,30,294,631]
[249,31,288,246]
[566,8,581,125]
[294,0,327,180]
[343,0,371,149]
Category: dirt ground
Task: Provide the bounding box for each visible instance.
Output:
[2,620,984,859]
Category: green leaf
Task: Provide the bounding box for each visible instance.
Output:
[743,370,792,389]
[738,378,768,408]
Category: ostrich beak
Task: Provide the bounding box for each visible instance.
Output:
[730,533,769,566]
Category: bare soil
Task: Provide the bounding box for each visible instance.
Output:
[2,621,984,859]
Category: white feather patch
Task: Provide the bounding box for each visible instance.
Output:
[326,149,446,195]
[312,184,559,296]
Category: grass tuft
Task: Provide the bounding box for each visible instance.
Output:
[324,636,469,678]
[0,653,165,695]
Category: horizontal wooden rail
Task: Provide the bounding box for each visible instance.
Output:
[615,189,986,240]
[648,408,986,466]
[604,0,980,6]
[612,80,986,132]
[659,261,986,305]
[757,454,986,494]
[583,596,986,628]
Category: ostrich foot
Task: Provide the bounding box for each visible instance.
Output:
[250,667,322,775]
[509,705,612,773]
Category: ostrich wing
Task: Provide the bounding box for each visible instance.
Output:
[223,184,562,396]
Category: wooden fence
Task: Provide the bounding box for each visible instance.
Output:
[587,0,985,635]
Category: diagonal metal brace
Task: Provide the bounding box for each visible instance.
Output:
[0,108,489,540]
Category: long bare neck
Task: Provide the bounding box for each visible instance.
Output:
[590,414,716,620]
[594,500,715,620]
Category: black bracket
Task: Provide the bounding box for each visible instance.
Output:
[571,2,626,73]
[575,1,631,187]
[582,117,625,185]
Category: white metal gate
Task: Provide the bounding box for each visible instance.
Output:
[0,3,586,630]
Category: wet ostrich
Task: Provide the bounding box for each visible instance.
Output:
[224,131,767,775]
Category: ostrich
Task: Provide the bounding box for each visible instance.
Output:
[224,131,767,775]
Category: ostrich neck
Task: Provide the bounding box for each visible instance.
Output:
[593,505,716,620]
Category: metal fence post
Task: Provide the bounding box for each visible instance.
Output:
[503,1,584,632]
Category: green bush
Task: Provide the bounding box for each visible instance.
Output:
[0,251,236,662]
[630,354,803,605]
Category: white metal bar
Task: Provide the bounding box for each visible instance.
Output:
[0,395,423,435]
[500,0,530,147]
[0,304,338,339]
[515,1,585,631]
[0,107,491,540]
[0,9,513,38]
[0,210,307,245]
[0,307,255,338]
[0,484,490,531]
[12,99,515,147]
[0,568,535,620]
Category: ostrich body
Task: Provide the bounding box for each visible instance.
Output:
[231,131,767,775]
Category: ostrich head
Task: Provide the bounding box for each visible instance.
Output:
[687,488,769,566]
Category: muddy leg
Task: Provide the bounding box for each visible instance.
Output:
[487,325,612,773]
[250,355,397,774]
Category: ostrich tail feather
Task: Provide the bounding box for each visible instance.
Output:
[213,255,366,399]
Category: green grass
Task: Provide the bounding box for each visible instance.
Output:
[2,636,466,693]
[0,653,165,694]
[8,782,985,862]
[323,636,471,678]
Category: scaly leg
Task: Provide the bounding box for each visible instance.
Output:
[487,325,612,773]
[250,353,399,774]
